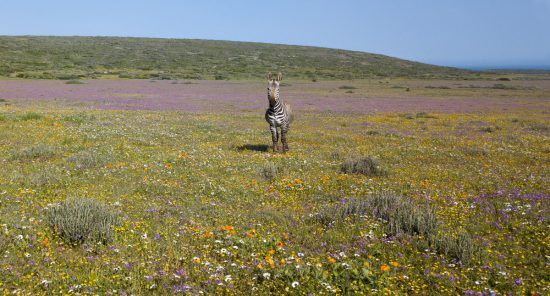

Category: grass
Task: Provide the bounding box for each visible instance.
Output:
[0,36,470,80]
[0,98,547,294]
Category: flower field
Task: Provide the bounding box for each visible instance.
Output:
[0,78,548,294]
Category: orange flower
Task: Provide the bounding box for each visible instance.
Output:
[165,163,173,169]
[380,264,390,271]
[177,152,188,159]
[327,256,336,264]
[268,249,275,256]
[40,237,50,248]
[276,241,284,249]
[390,261,399,267]
[203,231,213,238]
[220,225,235,234]
[280,258,285,265]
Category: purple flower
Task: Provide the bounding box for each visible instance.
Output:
[514,278,522,286]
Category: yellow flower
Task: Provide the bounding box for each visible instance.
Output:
[327,256,336,264]
[246,229,256,237]
[265,256,275,269]
[390,261,399,267]
[165,163,173,169]
[363,261,370,267]
[280,258,285,265]
[276,241,284,249]
[268,249,275,256]
[380,264,390,271]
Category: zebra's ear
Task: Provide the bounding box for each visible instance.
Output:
[267,72,272,81]
[277,73,282,82]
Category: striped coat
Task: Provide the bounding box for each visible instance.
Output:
[265,73,292,152]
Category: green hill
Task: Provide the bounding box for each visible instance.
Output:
[0,36,471,80]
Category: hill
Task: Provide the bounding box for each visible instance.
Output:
[0,36,471,80]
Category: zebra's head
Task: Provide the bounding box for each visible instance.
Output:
[267,72,282,103]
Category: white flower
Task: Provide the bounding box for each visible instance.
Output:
[225,275,232,282]
[297,252,304,257]
[220,248,228,254]
[263,272,271,279]
[141,233,148,239]
[16,235,23,240]
[291,281,299,288]
[24,252,31,258]
[41,279,51,285]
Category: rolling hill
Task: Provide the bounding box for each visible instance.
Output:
[0,36,471,80]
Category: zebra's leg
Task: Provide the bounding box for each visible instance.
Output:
[281,128,289,152]
[270,125,279,152]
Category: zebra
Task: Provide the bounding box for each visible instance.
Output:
[265,72,293,152]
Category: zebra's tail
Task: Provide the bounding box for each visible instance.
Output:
[285,103,294,123]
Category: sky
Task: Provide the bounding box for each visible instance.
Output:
[1,0,549,69]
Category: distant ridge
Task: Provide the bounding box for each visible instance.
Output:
[0,35,471,80]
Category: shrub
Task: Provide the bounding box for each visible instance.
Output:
[259,162,279,181]
[479,126,500,133]
[15,165,62,186]
[341,155,386,176]
[339,85,357,90]
[367,192,437,237]
[528,123,549,132]
[67,150,108,170]
[415,112,436,119]
[314,192,437,237]
[19,112,43,121]
[11,144,56,160]
[431,231,480,265]
[65,79,84,84]
[463,147,488,156]
[46,198,119,245]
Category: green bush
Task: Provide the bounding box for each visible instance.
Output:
[341,155,386,176]
[46,198,119,245]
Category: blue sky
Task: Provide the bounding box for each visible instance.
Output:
[1,0,549,69]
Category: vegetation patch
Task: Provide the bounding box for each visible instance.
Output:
[341,155,387,176]
[46,198,119,245]
[11,144,56,160]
